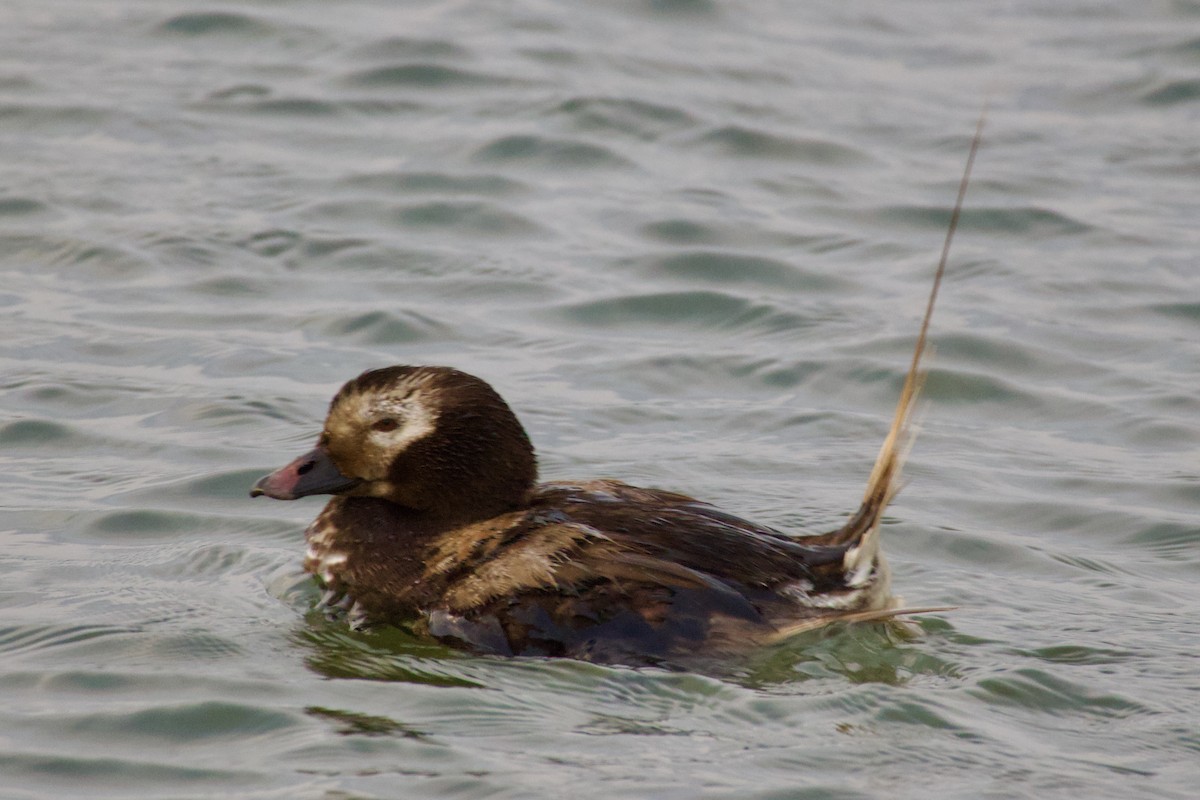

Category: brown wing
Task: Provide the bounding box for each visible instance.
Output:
[533,480,853,591]
[425,481,857,661]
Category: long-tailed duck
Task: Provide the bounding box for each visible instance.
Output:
[251,115,984,666]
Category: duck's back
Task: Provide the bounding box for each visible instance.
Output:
[410,480,870,663]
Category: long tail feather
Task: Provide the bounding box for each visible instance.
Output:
[821,106,988,606]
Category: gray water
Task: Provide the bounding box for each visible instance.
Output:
[2,1,1198,798]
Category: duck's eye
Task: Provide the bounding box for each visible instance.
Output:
[372,418,400,433]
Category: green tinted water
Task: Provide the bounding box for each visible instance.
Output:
[2,1,1198,798]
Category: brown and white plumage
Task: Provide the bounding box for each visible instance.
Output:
[250,113,985,666]
[250,350,926,665]
[300,469,884,660]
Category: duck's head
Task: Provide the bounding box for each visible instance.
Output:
[250,366,538,521]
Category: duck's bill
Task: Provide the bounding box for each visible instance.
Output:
[249,447,362,500]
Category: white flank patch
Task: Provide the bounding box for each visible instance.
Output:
[315,550,349,585]
[782,578,866,610]
[307,518,335,546]
[322,551,348,568]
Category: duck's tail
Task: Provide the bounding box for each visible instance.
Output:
[819,106,988,611]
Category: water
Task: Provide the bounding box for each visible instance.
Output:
[2,0,1198,797]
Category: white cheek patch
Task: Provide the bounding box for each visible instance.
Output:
[329,383,441,480]
[369,394,437,453]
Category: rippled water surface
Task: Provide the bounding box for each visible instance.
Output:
[3,1,1198,798]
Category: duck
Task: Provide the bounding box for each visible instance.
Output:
[251,115,984,666]
[252,360,924,664]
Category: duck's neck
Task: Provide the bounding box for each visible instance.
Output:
[322,497,444,542]
[308,495,525,613]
